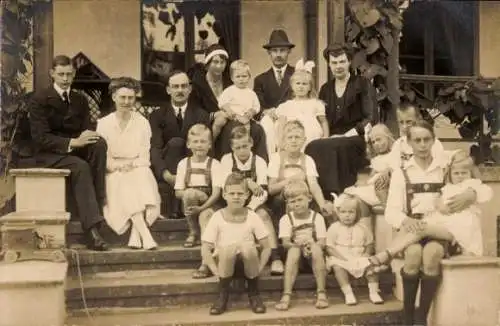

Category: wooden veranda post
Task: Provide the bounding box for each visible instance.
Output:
[326,0,345,80]
[386,27,400,136]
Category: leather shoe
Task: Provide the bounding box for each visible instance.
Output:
[86,227,110,251]
[249,295,266,314]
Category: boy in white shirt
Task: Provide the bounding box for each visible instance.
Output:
[174,124,223,278]
[202,173,271,315]
[213,60,260,139]
[275,180,329,311]
[220,126,284,275]
[267,120,334,220]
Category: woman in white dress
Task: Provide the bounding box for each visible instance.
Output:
[96,77,161,250]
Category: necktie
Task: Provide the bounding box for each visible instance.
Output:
[276,69,283,86]
[62,91,69,104]
[176,108,183,128]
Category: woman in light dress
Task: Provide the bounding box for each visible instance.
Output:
[96,77,161,250]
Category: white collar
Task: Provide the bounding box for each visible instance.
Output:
[53,83,71,98]
[171,102,188,115]
[233,152,254,167]
[273,65,287,74]
[404,155,447,172]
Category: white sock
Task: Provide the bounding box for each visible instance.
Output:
[131,212,157,249]
[341,284,353,295]
[368,281,380,294]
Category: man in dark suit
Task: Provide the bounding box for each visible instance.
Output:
[25,55,109,251]
[149,71,210,218]
[254,29,296,118]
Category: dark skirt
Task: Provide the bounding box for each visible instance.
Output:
[305,135,369,197]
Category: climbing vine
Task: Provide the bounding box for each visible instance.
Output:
[345,0,409,113]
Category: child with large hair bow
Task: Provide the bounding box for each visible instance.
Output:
[260,59,329,154]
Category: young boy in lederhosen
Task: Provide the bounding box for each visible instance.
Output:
[174,124,223,277]
[219,125,284,275]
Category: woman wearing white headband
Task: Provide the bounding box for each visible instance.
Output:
[188,44,269,162]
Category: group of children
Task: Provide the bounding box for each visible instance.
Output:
[163,57,492,316]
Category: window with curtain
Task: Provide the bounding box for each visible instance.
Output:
[141,0,240,102]
[400,1,477,76]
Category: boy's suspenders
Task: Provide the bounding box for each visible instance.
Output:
[278,152,307,181]
[288,211,317,243]
[184,157,213,195]
[231,153,257,181]
[400,162,444,219]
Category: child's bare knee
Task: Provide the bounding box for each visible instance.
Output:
[286,246,301,261]
[332,265,347,275]
[310,243,324,257]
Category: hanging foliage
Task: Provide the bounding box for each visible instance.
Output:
[434,78,500,164]
[0,0,40,176]
[345,0,410,108]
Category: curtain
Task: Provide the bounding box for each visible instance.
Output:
[212,1,241,62]
[434,1,475,76]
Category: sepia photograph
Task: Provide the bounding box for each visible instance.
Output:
[1,0,500,325]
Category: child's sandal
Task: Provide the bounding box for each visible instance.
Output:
[365,250,391,276]
[275,293,291,311]
[315,291,329,309]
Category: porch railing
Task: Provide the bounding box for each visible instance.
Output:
[400,73,500,165]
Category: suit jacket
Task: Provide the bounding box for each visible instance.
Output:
[253,65,295,115]
[149,100,210,179]
[23,86,91,166]
[318,75,378,136]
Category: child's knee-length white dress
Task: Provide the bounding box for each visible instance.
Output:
[427,178,492,255]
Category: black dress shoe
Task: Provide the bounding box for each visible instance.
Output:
[249,295,266,314]
[86,227,110,251]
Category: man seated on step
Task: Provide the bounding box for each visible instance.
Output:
[149,71,211,219]
[18,55,109,251]
[218,126,285,276]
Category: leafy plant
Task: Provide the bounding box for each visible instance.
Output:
[1,0,37,176]
[345,0,410,110]
[434,78,500,164]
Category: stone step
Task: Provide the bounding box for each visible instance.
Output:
[66,243,200,274]
[67,218,189,246]
[66,299,403,326]
[66,268,395,310]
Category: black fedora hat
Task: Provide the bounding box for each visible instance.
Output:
[263,29,295,50]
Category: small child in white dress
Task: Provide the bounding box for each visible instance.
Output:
[260,59,329,154]
[344,124,395,206]
[213,59,260,139]
[326,194,384,305]
[430,150,492,255]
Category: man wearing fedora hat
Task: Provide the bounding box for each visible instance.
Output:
[254,29,295,119]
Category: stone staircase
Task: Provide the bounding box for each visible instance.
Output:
[65,218,404,326]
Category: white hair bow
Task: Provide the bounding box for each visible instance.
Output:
[295,58,315,73]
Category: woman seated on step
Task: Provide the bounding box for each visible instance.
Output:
[359,120,480,326]
[96,77,162,250]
